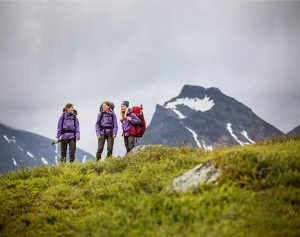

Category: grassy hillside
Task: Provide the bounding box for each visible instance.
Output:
[0,139,300,237]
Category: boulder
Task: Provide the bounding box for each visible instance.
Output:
[173,160,221,192]
[129,145,163,155]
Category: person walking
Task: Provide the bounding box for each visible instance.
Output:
[95,101,118,161]
[56,103,80,163]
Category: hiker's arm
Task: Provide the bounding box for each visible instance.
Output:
[56,116,63,139]
[76,118,80,140]
[113,113,118,137]
[130,113,142,125]
[95,113,101,136]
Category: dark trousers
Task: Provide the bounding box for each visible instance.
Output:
[124,135,135,153]
[96,134,114,161]
[61,139,76,163]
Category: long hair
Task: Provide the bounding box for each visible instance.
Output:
[102,101,111,109]
[120,106,128,120]
[63,103,73,112]
[101,101,115,112]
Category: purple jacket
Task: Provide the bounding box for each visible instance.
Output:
[121,109,141,135]
[95,111,118,136]
[56,112,80,140]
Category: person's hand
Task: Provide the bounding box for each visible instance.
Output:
[127,116,132,121]
[113,135,116,138]
[52,139,59,145]
[97,135,101,139]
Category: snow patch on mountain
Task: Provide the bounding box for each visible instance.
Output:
[185,126,201,147]
[26,151,35,158]
[241,131,255,144]
[202,140,213,151]
[17,146,24,151]
[55,144,58,164]
[164,96,215,119]
[3,135,10,143]
[82,155,87,163]
[12,158,17,166]
[226,123,250,146]
[185,127,213,151]
[41,157,48,165]
[171,108,186,119]
[3,135,16,144]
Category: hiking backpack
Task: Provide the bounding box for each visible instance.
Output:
[131,105,146,137]
[61,110,77,136]
[99,102,115,133]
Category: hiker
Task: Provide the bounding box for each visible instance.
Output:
[120,101,143,153]
[95,101,118,161]
[56,103,80,163]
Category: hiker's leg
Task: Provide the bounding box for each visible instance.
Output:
[60,139,67,162]
[128,135,135,152]
[96,135,105,161]
[69,139,76,163]
[107,134,114,157]
[124,136,130,153]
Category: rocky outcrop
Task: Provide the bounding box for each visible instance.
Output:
[173,161,221,192]
[129,145,163,155]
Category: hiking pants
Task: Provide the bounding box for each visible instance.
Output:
[61,138,76,163]
[96,134,114,161]
[124,135,135,153]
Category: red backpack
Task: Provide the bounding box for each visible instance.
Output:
[131,105,146,137]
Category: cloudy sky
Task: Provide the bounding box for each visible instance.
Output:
[1,1,299,156]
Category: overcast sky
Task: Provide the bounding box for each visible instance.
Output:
[1,1,300,156]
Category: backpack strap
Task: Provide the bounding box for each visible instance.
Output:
[61,113,65,134]
[73,115,76,139]
[99,112,104,134]
[99,112,114,135]
[61,112,77,139]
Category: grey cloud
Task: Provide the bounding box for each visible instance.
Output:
[0,1,299,154]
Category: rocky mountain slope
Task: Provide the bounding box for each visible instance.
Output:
[140,85,283,149]
[0,123,93,173]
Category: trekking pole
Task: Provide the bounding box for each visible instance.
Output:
[51,139,64,145]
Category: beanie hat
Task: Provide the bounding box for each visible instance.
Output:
[121,101,129,107]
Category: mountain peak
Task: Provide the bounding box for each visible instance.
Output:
[141,84,283,149]
[287,125,300,136]
[179,85,221,98]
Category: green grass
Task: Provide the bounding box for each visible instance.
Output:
[0,139,300,237]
